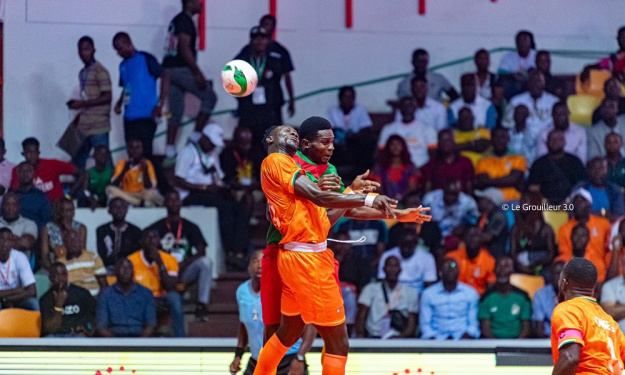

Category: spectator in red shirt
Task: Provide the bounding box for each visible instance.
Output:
[370,135,420,201]
[421,129,474,193]
[10,138,85,202]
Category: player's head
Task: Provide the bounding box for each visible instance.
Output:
[299,116,334,165]
[264,125,299,156]
[558,257,598,302]
[248,249,263,281]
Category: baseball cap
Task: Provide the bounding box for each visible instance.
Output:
[474,188,505,207]
[202,123,225,148]
[250,26,269,38]
[569,188,593,205]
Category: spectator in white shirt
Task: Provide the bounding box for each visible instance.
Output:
[498,30,537,75]
[396,49,459,101]
[0,192,37,266]
[601,251,625,333]
[449,74,498,129]
[0,228,38,311]
[536,101,588,164]
[473,49,496,99]
[503,70,559,132]
[587,98,625,159]
[378,96,437,168]
[327,86,372,141]
[409,76,448,132]
[508,104,540,165]
[377,228,437,294]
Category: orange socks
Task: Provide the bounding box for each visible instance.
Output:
[252,334,289,375]
[322,353,347,375]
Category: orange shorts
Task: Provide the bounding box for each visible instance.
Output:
[278,248,345,327]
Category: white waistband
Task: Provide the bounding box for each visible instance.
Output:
[283,241,327,252]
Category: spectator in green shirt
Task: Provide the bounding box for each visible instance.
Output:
[606,132,625,189]
[79,145,113,210]
[478,255,531,338]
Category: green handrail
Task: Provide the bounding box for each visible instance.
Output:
[110,46,611,154]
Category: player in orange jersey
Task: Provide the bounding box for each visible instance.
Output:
[552,257,625,375]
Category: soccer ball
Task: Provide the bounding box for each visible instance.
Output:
[221,59,258,97]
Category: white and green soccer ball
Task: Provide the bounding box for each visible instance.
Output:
[221,59,258,97]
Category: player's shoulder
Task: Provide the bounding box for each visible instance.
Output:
[263,152,292,165]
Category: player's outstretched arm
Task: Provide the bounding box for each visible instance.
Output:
[344,206,432,223]
[552,343,580,375]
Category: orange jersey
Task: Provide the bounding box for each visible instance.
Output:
[475,154,527,201]
[445,247,495,295]
[552,297,625,375]
[260,153,331,245]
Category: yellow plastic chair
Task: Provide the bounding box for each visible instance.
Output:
[543,210,569,242]
[0,308,41,337]
[510,273,545,301]
[575,70,613,98]
[567,95,602,126]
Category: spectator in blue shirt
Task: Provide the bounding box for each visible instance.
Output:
[11,162,52,231]
[96,258,156,337]
[532,260,564,338]
[113,32,169,160]
[573,157,625,221]
[420,258,480,340]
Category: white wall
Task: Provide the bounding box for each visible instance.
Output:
[4,0,624,162]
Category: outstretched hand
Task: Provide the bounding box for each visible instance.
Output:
[372,195,398,218]
[394,206,432,224]
[350,170,380,193]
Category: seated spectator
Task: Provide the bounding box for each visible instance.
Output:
[446,225,496,295]
[0,138,15,203]
[528,129,587,204]
[581,27,625,86]
[106,139,163,207]
[557,189,612,284]
[588,98,625,159]
[386,192,442,255]
[148,190,213,321]
[40,262,96,337]
[336,215,387,265]
[356,256,418,339]
[0,192,38,265]
[410,76,449,132]
[601,253,625,333]
[502,70,559,133]
[96,198,142,271]
[11,162,52,231]
[79,145,112,209]
[97,259,156,337]
[573,157,625,219]
[59,229,107,297]
[475,127,526,202]
[370,135,420,201]
[422,129,474,193]
[41,197,87,270]
[508,104,541,165]
[0,228,38,311]
[174,123,249,266]
[448,74,497,129]
[490,81,507,120]
[510,191,556,275]
[332,232,372,294]
[592,78,625,124]
[532,261,564,338]
[478,256,531,339]
[9,137,85,202]
[474,188,508,258]
[396,48,459,102]
[377,228,437,294]
[473,49,496,99]
[536,101,587,164]
[606,133,625,188]
[422,177,479,237]
[535,50,563,99]
[571,223,590,258]
[128,229,184,337]
[498,30,537,76]
[420,258,480,340]
[453,107,491,166]
[379,96,437,168]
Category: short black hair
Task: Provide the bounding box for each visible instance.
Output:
[563,257,597,289]
[536,49,550,58]
[260,14,276,24]
[338,86,355,99]
[113,32,131,44]
[262,125,279,153]
[474,49,488,59]
[78,35,94,47]
[412,48,428,59]
[491,126,509,137]
[299,116,331,141]
[516,30,536,49]
[0,227,12,236]
[22,137,39,150]
[108,197,127,207]
[552,101,568,111]
[49,262,67,274]
[411,76,428,85]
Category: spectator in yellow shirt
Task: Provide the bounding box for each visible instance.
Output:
[453,107,491,166]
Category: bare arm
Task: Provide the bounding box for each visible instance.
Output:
[480,319,495,338]
[140,325,154,338]
[230,322,248,374]
[12,234,36,253]
[2,283,36,302]
[474,170,524,189]
[178,33,203,77]
[552,343,581,375]
[601,301,625,321]
[355,304,369,338]
[153,69,170,119]
[98,327,115,337]
[457,139,491,153]
[70,168,87,198]
[533,321,548,339]
[40,226,52,270]
[398,313,418,338]
[518,320,531,338]
[174,176,219,193]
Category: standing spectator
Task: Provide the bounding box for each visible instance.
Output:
[378,96,437,168]
[40,197,87,271]
[422,177,479,238]
[96,198,142,271]
[79,145,112,209]
[377,228,437,295]
[453,107,491,166]
[508,105,541,165]
[532,261,564,338]
[97,259,156,337]
[474,127,527,202]
[502,70,559,132]
[528,129,587,204]
[535,50,563,99]
[10,137,84,202]
[606,133,625,188]
[573,157,625,219]
[410,76,448,132]
[601,252,625,333]
[174,124,249,264]
[536,102,588,164]
[448,74,498,129]
[0,192,38,266]
[581,27,625,84]
[106,139,163,207]
[148,190,213,321]
[588,98,625,159]
[0,228,38,311]
[446,225,496,295]
[40,262,96,337]
[474,188,509,258]
[0,138,15,203]
[356,256,419,339]
[59,229,107,297]
[420,258,480,340]
[128,229,184,337]
[498,30,537,76]
[396,49,459,101]
[370,135,420,201]
[327,85,372,148]
[478,256,531,339]
[66,36,112,169]
[113,32,169,160]
[592,78,625,124]
[11,162,52,231]
[473,49,496,99]
[421,129,474,193]
[332,232,372,294]
[162,0,217,167]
